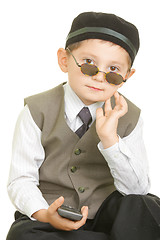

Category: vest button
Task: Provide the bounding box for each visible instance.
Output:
[74,149,81,155]
[78,187,85,193]
[71,166,77,173]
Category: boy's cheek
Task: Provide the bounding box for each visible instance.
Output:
[102,87,119,100]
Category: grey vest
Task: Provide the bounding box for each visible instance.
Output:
[24,83,140,219]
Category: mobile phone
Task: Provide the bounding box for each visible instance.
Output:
[57,205,83,221]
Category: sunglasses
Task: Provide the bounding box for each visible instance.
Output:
[67,48,127,85]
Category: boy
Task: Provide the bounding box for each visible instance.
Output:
[6,12,160,240]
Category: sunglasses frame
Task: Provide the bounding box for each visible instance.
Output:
[66,47,127,85]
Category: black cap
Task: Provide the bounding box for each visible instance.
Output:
[65,12,140,64]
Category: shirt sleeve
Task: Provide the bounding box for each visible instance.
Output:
[98,116,150,195]
[7,105,49,219]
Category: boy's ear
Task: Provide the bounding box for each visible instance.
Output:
[126,68,136,80]
[123,68,136,85]
[118,68,136,88]
[57,48,68,73]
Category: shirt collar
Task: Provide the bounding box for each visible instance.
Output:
[64,82,104,123]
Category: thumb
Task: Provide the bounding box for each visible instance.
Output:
[49,196,64,214]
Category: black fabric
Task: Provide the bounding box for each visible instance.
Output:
[6,214,109,240]
[6,191,160,240]
[93,192,160,239]
[65,12,140,65]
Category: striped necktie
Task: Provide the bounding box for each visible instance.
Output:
[75,107,92,138]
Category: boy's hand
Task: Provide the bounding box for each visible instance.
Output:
[32,196,88,231]
[96,92,128,149]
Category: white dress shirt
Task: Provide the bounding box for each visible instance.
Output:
[7,83,150,219]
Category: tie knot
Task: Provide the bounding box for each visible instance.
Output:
[78,107,92,126]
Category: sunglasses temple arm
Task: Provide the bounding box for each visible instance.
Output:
[66,47,81,67]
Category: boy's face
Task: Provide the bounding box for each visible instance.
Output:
[58,39,135,105]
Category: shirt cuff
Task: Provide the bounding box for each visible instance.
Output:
[98,137,133,166]
[23,197,49,220]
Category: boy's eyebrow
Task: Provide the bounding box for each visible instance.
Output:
[78,51,98,59]
[109,61,127,70]
[79,51,125,67]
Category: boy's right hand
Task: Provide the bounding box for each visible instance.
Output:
[32,196,88,231]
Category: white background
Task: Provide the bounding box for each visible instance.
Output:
[1,0,160,239]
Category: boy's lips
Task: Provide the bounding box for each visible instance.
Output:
[87,85,104,91]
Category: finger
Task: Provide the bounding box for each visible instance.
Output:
[58,207,88,231]
[114,91,120,106]
[50,216,75,231]
[104,98,112,114]
[114,92,124,109]
[120,95,127,106]
[96,107,104,119]
[119,95,128,114]
[72,206,88,230]
[81,206,88,219]
[114,93,128,116]
[56,215,79,231]
[117,94,128,111]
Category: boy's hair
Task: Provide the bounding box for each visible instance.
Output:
[65,12,140,65]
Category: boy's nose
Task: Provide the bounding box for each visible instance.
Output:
[92,71,106,82]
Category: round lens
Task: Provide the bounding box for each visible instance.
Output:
[105,72,123,85]
[81,64,99,76]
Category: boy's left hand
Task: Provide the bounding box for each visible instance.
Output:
[96,92,128,149]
